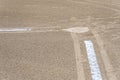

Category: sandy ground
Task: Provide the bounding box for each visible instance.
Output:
[0,0,119,28]
[0,32,77,80]
[0,0,120,80]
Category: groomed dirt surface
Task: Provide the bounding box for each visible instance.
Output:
[0,0,119,28]
[0,0,120,80]
[93,23,120,79]
[0,32,78,80]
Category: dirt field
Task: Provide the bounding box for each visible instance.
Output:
[0,0,120,80]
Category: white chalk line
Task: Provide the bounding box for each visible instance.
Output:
[0,28,31,32]
[0,27,89,33]
[0,27,60,33]
[84,40,102,80]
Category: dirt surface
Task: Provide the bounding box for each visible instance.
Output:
[0,32,78,80]
[0,0,119,28]
[0,0,120,80]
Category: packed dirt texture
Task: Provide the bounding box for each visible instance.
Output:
[0,0,120,80]
[0,0,119,28]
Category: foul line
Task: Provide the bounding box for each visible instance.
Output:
[0,28,59,33]
[0,28,31,32]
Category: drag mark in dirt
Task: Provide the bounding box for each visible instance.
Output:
[71,33,86,80]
